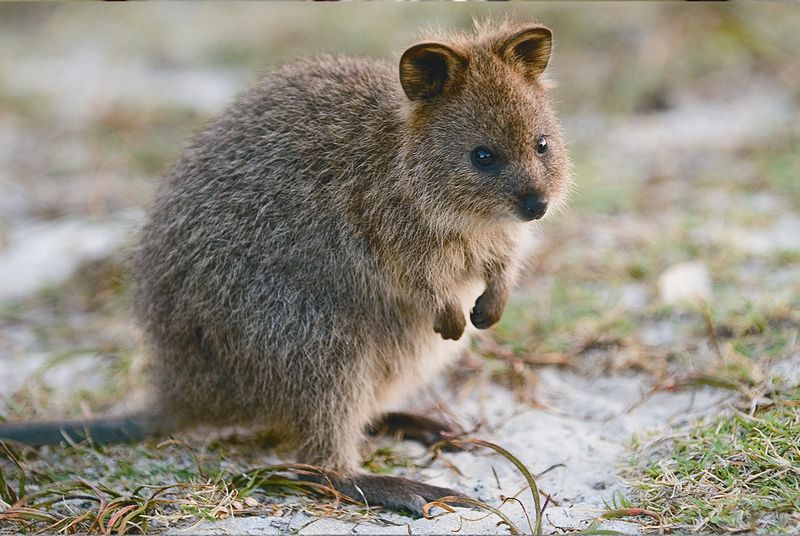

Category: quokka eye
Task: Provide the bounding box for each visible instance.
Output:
[470,146,497,169]
[536,134,548,155]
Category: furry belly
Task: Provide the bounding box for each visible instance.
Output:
[376,277,484,411]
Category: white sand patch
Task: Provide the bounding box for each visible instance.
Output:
[0,352,112,410]
[705,215,800,256]
[0,217,136,302]
[2,47,244,127]
[611,85,794,156]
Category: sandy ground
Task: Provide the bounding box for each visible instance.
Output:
[175,377,735,534]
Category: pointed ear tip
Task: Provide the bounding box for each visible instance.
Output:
[400,42,465,62]
[499,26,553,57]
[522,26,553,41]
[402,42,435,55]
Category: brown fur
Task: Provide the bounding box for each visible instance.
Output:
[1,19,572,514]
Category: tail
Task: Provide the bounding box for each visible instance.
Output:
[0,412,164,447]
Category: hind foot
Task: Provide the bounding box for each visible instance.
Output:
[369,411,464,450]
[325,472,467,516]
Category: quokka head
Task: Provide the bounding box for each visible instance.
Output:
[398,21,572,230]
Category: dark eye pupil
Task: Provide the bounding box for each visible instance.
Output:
[537,135,548,155]
[471,146,496,168]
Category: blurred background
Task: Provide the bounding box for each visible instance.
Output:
[0,2,798,418]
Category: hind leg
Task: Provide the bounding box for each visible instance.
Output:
[296,392,467,515]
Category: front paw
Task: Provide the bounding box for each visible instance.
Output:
[470,291,505,329]
[433,308,465,340]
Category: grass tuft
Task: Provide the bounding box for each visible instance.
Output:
[0,440,384,534]
[434,437,545,536]
[626,387,800,532]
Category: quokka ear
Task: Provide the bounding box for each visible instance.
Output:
[497,26,553,80]
[399,43,468,101]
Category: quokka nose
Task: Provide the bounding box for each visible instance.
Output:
[520,195,548,221]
